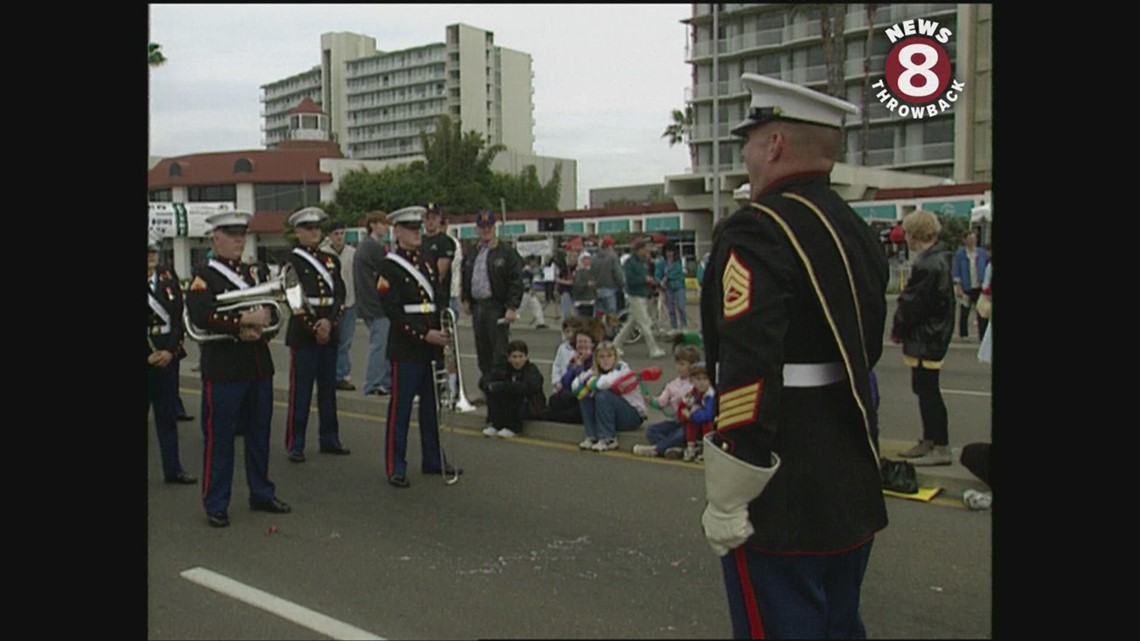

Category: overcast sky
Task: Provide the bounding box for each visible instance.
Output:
[148,4,695,209]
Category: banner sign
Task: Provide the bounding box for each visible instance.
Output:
[148,202,236,238]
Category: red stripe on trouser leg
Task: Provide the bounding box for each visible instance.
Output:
[285,347,296,451]
[385,362,399,476]
[734,547,766,639]
[202,381,214,505]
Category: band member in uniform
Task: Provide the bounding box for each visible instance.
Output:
[376,206,462,489]
[700,74,889,638]
[147,231,195,485]
[186,211,292,528]
[284,206,350,463]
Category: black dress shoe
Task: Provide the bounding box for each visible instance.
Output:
[165,472,198,485]
[176,414,195,422]
[319,444,351,455]
[207,512,230,528]
[423,464,464,476]
[288,451,306,463]
[388,474,410,488]
[250,498,292,514]
[336,380,356,391]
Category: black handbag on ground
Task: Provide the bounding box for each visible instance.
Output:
[880,458,918,494]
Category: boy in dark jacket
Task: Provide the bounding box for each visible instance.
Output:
[891,209,955,466]
[481,340,546,438]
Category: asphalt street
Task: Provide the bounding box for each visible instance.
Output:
[150,296,994,639]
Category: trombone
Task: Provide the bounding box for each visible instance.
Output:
[433,307,475,486]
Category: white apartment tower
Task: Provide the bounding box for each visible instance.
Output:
[260,24,535,161]
[679,3,991,188]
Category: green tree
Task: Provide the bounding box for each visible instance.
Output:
[662,106,696,170]
[148,42,167,67]
[421,115,505,212]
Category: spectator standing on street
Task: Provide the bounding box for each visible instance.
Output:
[461,209,524,401]
[542,258,558,311]
[571,252,597,318]
[354,211,393,396]
[613,237,667,359]
[656,242,689,331]
[520,255,548,328]
[591,237,624,316]
[952,230,989,341]
[322,221,358,391]
[892,209,956,466]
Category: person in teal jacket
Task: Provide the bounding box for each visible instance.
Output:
[655,242,688,330]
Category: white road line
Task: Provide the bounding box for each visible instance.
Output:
[943,389,991,398]
[180,567,385,640]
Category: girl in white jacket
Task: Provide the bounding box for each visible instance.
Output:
[572,341,647,452]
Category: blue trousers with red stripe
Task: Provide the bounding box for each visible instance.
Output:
[285,345,342,454]
[384,360,443,478]
[147,362,185,479]
[721,539,874,639]
[200,378,277,514]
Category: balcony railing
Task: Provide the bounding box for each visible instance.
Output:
[844,142,955,167]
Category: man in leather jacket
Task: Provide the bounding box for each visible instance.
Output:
[891,209,955,466]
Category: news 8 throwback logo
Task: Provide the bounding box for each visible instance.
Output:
[871,17,966,119]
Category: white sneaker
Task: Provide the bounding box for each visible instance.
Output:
[482,426,498,437]
[496,428,517,438]
[632,444,659,457]
[649,348,667,359]
[578,437,598,450]
[591,437,619,452]
[683,442,699,462]
[963,489,993,511]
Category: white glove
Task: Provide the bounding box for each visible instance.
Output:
[701,432,781,557]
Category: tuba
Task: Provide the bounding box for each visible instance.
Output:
[184,264,304,342]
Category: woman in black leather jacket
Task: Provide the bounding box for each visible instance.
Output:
[891,210,956,466]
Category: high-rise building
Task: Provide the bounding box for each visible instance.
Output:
[260,24,535,161]
[668,3,992,218]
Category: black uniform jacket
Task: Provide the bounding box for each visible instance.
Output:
[147,265,187,362]
[378,246,445,364]
[701,172,889,552]
[891,241,955,363]
[421,231,457,307]
[186,257,277,381]
[284,244,346,348]
[460,239,524,310]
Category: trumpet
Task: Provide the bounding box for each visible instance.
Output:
[433,307,474,486]
[184,264,305,342]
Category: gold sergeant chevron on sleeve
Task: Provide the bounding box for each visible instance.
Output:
[722,250,752,320]
[716,381,762,429]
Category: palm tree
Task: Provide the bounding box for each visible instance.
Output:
[148,42,167,67]
[662,106,696,170]
[789,5,849,157]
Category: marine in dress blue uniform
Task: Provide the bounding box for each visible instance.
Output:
[147,231,195,485]
[283,207,350,462]
[377,206,463,488]
[700,74,889,639]
[185,211,292,528]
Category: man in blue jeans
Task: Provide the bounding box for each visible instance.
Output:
[591,237,624,316]
[354,211,393,396]
[951,230,989,340]
[324,221,358,391]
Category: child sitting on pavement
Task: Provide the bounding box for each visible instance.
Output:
[546,329,596,424]
[551,317,585,396]
[632,344,702,459]
[677,362,716,462]
[572,341,647,452]
[481,340,546,439]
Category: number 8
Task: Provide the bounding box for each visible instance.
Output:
[897,43,940,98]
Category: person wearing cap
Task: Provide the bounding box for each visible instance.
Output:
[147,230,196,486]
[322,220,358,392]
[612,237,667,359]
[699,73,888,638]
[590,236,624,316]
[354,211,393,397]
[421,203,461,404]
[460,210,524,402]
[376,206,462,488]
[283,206,350,463]
[185,211,292,528]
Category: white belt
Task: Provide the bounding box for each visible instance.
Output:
[783,362,846,388]
[149,326,171,336]
[306,297,336,307]
[403,303,437,314]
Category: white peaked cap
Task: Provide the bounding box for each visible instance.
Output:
[731,73,860,137]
